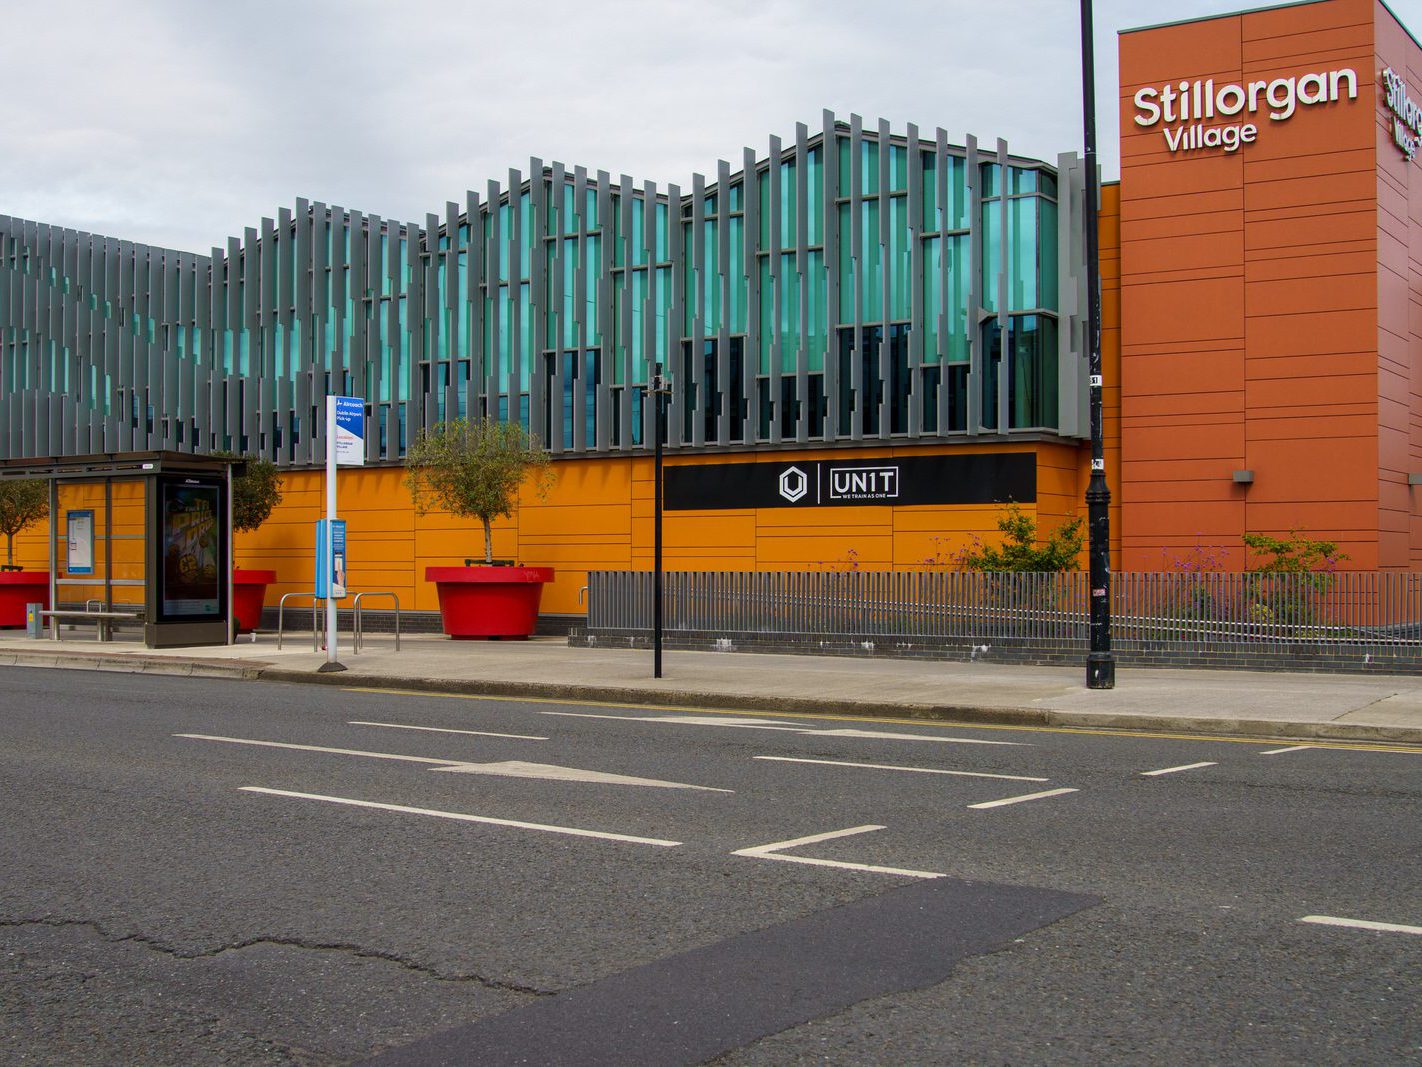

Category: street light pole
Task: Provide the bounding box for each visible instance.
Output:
[1080,0,1115,689]
[651,363,668,679]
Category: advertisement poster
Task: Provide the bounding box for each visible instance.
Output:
[66,510,94,575]
[160,483,221,618]
[332,396,365,466]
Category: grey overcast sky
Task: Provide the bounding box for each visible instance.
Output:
[4,0,1420,254]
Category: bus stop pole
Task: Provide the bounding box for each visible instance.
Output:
[319,396,345,671]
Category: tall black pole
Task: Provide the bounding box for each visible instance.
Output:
[1081,0,1115,689]
[652,363,665,679]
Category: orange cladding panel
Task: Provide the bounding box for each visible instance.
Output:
[1119,0,1391,569]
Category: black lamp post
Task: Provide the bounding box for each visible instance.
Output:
[1080,0,1116,689]
[651,363,669,678]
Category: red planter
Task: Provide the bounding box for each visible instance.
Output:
[232,569,277,633]
[0,571,50,629]
[426,565,554,639]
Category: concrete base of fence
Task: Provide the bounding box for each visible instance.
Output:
[570,628,1422,676]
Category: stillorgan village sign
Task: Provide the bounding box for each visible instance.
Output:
[1133,68,1358,154]
[1382,67,1422,160]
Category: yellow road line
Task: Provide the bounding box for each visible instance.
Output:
[340,686,1422,754]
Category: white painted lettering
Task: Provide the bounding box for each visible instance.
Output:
[1134,87,1161,126]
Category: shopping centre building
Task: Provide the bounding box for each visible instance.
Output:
[1,0,1419,620]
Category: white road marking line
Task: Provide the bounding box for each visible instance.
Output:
[177,734,727,791]
[731,825,944,880]
[1259,745,1313,756]
[239,787,681,847]
[754,755,1048,783]
[540,711,1026,745]
[348,720,548,741]
[176,733,460,766]
[812,728,1022,746]
[1299,915,1422,936]
[544,711,804,731]
[1140,762,1218,777]
[968,787,1079,810]
[432,760,732,792]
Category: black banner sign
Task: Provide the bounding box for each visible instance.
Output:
[664,453,1035,510]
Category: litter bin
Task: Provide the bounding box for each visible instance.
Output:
[25,602,44,638]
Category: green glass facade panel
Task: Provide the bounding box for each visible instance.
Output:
[519,193,532,278]
[728,216,747,333]
[1009,314,1057,428]
[889,146,908,192]
[946,235,970,363]
[758,256,772,373]
[631,201,646,267]
[779,161,796,249]
[836,201,852,324]
[655,204,669,262]
[980,200,1000,313]
[979,163,1000,199]
[779,252,800,370]
[1008,167,1038,195]
[861,141,879,195]
[1038,198,1058,311]
[806,249,826,371]
[806,147,823,246]
[1007,196,1037,310]
[922,236,941,364]
[654,265,672,365]
[888,195,910,322]
[584,235,600,341]
[861,199,882,322]
[703,219,719,334]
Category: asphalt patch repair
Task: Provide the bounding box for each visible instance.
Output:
[362,875,1097,1066]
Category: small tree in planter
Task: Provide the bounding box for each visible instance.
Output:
[0,479,48,572]
[406,419,555,639]
[224,453,284,536]
[405,418,552,564]
[212,452,284,632]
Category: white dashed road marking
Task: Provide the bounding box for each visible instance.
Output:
[1299,915,1422,936]
[348,720,548,741]
[731,825,945,879]
[1140,762,1217,777]
[541,711,1026,745]
[967,788,1079,810]
[239,787,682,846]
[1258,746,1313,756]
[177,734,728,791]
[754,755,1048,782]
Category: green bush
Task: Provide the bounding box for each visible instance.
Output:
[956,503,1085,573]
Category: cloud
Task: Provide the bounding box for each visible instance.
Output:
[3,0,1419,251]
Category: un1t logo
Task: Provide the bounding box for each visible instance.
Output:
[778,466,809,503]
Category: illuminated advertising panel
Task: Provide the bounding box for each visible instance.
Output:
[158,480,225,621]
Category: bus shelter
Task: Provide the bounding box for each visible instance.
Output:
[0,451,240,648]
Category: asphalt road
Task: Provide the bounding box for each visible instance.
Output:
[2,664,1420,1065]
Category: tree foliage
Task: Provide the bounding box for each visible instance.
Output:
[0,479,49,570]
[1242,530,1347,573]
[956,503,1085,573]
[212,452,284,534]
[404,418,553,563]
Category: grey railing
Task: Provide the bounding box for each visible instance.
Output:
[585,570,1422,658]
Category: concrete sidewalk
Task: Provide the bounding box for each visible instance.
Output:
[3,631,1422,745]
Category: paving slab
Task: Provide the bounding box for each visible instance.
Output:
[2,633,1421,746]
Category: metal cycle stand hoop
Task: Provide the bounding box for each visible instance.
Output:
[351,591,401,654]
[277,591,321,651]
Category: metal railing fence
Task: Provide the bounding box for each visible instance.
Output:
[586,570,1422,658]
